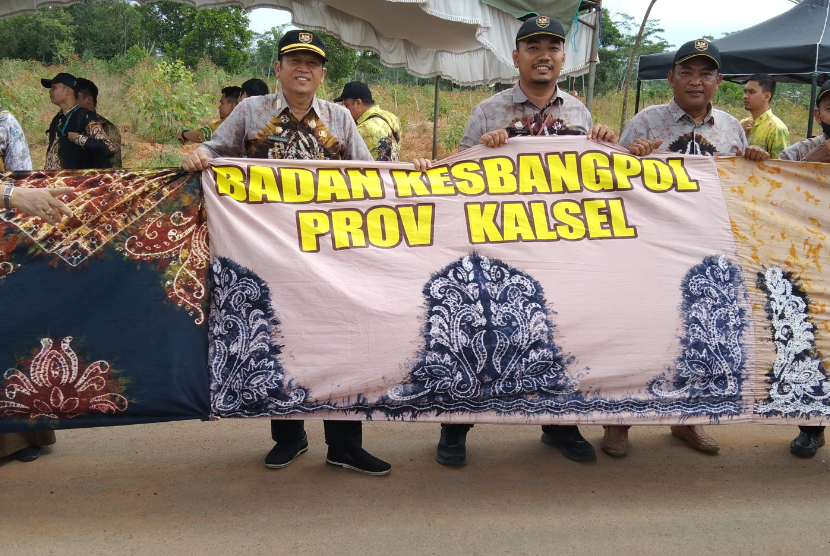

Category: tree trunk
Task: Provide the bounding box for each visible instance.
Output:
[620,0,658,134]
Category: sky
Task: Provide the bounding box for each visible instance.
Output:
[247,0,800,46]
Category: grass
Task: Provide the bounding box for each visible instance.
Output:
[1,57,816,168]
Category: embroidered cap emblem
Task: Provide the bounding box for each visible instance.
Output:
[695,40,709,51]
[299,32,313,43]
[536,16,550,28]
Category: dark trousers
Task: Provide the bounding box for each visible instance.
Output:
[799,426,825,434]
[442,424,573,434]
[271,420,362,451]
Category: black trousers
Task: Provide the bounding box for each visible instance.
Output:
[271,420,362,450]
[799,426,825,434]
[442,424,573,433]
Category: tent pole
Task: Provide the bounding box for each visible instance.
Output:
[585,3,601,111]
[634,80,642,115]
[432,76,440,159]
[808,73,818,138]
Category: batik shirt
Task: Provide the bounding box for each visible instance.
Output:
[740,109,790,159]
[778,135,827,161]
[620,99,747,156]
[197,119,224,143]
[0,110,32,172]
[45,105,116,170]
[458,85,593,152]
[98,114,122,169]
[201,91,371,162]
[356,105,401,162]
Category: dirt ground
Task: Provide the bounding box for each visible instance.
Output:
[1,420,829,556]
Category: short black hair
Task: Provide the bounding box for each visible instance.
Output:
[221,86,243,103]
[76,77,98,107]
[241,78,269,97]
[747,73,776,98]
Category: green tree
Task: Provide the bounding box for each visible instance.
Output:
[0,8,75,64]
[68,0,142,60]
[249,26,287,78]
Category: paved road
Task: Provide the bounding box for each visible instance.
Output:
[1,421,829,555]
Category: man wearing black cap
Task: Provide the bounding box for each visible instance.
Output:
[417,15,617,467]
[42,72,115,170]
[334,81,401,161]
[182,30,390,476]
[779,80,830,164]
[609,39,770,459]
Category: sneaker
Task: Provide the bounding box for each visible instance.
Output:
[14,446,41,462]
[601,426,629,457]
[264,432,309,469]
[436,425,471,466]
[326,447,391,476]
[670,425,719,453]
[790,430,826,458]
[541,425,597,462]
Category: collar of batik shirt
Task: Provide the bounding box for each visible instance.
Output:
[753,109,773,125]
[274,89,322,123]
[512,84,565,112]
[668,97,715,125]
[356,104,382,126]
[60,103,79,116]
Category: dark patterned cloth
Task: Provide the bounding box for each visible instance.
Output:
[45,106,116,170]
[0,169,210,434]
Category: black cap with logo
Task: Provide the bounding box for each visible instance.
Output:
[278,30,327,61]
[816,80,830,107]
[673,39,721,69]
[333,81,373,103]
[41,72,79,92]
[516,15,566,45]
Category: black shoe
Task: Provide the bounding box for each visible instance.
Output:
[790,430,826,458]
[14,446,41,462]
[326,447,391,476]
[264,432,309,469]
[541,425,597,462]
[436,425,471,466]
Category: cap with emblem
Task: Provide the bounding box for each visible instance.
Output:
[333,81,373,103]
[41,72,79,92]
[816,80,830,107]
[278,29,327,61]
[516,15,566,45]
[673,39,721,69]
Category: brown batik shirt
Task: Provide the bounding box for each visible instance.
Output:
[620,98,748,156]
[778,135,827,161]
[458,85,594,152]
[201,90,372,162]
[45,105,115,170]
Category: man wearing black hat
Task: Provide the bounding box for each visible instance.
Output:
[416,15,617,467]
[182,30,390,476]
[609,39,770,459]
[779,80,830,164]
[42,72,115,170]
[334,81,401,161]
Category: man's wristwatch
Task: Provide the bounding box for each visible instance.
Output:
[180,129,190,142]
[3,183,14,210]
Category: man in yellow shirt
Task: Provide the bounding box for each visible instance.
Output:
[741,74,790,159]
[177,86,242,144]
[334,81,401,161]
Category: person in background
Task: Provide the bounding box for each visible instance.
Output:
[414,15,617,467]
[76,78,122,169]
[334,81,401,161]
[181,30,390,476]
[779,80,830,164]
[614,39,769,459]
[741,73,790,159]
[241,78,270,100]
[42,72,115,170]
[1,108,73,462]
[177,86,242,145]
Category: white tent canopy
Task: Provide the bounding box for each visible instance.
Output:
[2,0,596,87]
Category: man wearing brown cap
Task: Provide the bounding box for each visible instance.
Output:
[182,30,390,476]
[42,72,115,170]
[612,39,770,459]
[416,15,617,466]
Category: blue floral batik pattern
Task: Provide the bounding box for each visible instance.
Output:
[648,255,746,407]
[755,266,830,418]
[209,257,326,417]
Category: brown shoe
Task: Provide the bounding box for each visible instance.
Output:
[670,425,719,453]
[601,426,629,457]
